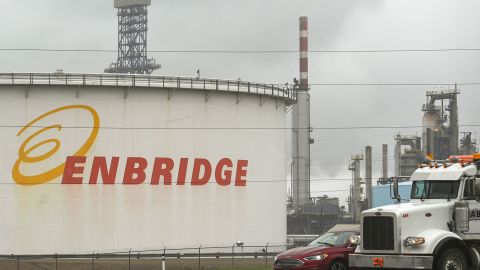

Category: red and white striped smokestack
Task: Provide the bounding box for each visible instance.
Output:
[299,16,308,90]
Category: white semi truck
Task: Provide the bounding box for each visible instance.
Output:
[349,156,480,270]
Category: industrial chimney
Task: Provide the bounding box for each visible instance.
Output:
[382,144,388,179]
[291,16,312,209]
[365,146,372,209]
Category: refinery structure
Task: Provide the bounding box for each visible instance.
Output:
[354,88,477,215]
[1,0,478,257]
[287,87,479,234]
[395,88,477,178]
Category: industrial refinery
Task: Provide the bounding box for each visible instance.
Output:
[2,1,480,269]
[288,87,479,234]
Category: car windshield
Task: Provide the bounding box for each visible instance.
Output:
[411,180,460,199]
[307,231,355,247]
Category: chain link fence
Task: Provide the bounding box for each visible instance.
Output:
[0,243,288,270]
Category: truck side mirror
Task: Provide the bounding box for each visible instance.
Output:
[392,177,400,202]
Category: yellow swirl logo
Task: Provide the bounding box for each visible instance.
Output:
[12,105,100,185]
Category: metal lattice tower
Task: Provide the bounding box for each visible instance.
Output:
[105,0,160,74]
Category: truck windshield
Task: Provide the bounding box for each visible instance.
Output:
[411,180,460,199]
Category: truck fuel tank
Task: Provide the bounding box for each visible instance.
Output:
[454,201,469,233]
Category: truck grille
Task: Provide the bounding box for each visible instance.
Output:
[275,259,303,268]
[363,216,394,250]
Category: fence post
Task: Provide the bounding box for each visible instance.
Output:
[55,253,58,270]
[162,246,166,270]
[265,242,270,266]
[198,244,202,270]
[92,251,95,270]
[231,243,235,268]
[17,256,19,270]
[128,249,132,270]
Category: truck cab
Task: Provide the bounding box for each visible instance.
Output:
[349,157,480,270]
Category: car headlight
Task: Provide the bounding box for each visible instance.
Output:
[274,255,278,262]
[404,237,425,246]
[304,254,328,261]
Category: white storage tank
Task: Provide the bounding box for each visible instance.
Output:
[0,73,293,254]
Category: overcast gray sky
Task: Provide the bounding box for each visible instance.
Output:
[1,0,480,205]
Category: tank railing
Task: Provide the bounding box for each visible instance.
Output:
[0,243,289,270]
[0,73,296,101]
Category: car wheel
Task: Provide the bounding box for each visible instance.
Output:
[329,260,347,270]
[435,247,468,270]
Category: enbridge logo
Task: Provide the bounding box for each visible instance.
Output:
[13,105,99,185]
[13,105,248,186]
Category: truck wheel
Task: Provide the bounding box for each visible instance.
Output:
[435,247,468,270]
[329,260,347,270]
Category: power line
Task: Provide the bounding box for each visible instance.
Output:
[268,82,480,86]
[0,48,116,53]
[311,189,350,193]
[0,72,477,87]
[0,124,479,130]
[3,48,480,53]
[307,82,480,86]
[150,48,480,53]
[311,158,394,166]
[0,179,354,184]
